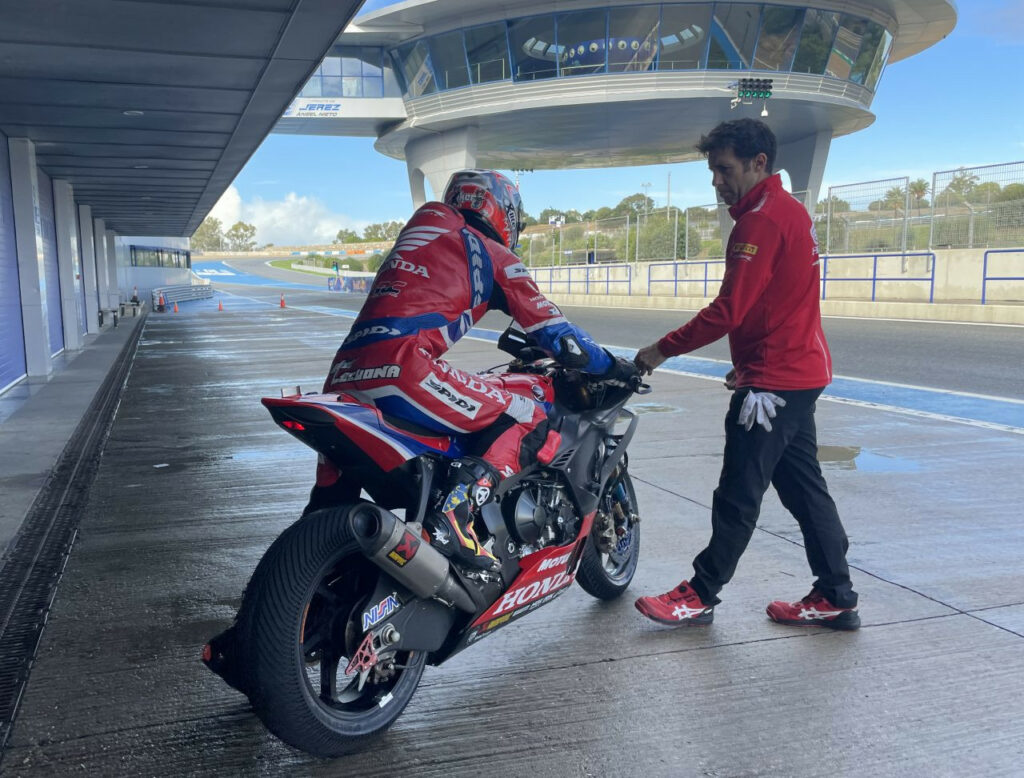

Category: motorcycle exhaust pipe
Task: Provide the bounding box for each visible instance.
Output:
[350,504,476,613]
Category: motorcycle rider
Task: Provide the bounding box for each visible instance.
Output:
[311,169,634,571]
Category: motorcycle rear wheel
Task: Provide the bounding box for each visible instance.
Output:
[575,469,640,600]
[236,505,426,757]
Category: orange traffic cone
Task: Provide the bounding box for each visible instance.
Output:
[173,302,179,313]
[157,293,165,312]
[280,294,286,309]
[218,300,224,311]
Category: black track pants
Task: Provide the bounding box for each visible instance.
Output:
[689,387,858,609]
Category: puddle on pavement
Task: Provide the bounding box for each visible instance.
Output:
[628,403,681,415]
[818,445,921,473]
[229,449,292,461]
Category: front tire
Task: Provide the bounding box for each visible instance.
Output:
[236,505,426,757]
[575,468,640,600]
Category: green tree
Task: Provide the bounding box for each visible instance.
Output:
[938,168,980,207]
[883,186,906,213]
[908,179,930,214]
[364,220,403,241]
[224,221,257,251]
[191,216,225,251]
[614,193,654,218]
[967,181,1001,205]
[816,195,851,214]
[537,207,566,225]
[335,227,361,243]
[999,183,1024,202]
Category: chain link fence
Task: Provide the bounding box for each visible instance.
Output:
[519,161,1023,271]
[930,162,1024,249]
[823,177,910,255]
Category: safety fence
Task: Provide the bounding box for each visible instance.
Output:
[819,161,1024,254]
[982,249,1024,305]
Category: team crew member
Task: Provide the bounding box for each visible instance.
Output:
[311,170,631,571]
[633,119,859,630]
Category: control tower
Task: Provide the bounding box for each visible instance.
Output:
[274,0,957,208]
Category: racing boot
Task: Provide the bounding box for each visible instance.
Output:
[424,457,501,571]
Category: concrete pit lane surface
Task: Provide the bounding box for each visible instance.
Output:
[2,285,1023,777]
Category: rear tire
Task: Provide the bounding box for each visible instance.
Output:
[575,469,640,600]
[236,505,426,757]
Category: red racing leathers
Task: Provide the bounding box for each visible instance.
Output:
[321,203,612,477]
[657,174,832,390]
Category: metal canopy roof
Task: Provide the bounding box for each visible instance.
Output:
[0,0,365,237]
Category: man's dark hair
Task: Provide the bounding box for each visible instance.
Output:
[696,118,777,173]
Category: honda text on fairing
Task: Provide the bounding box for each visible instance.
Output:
[201,326,648,757]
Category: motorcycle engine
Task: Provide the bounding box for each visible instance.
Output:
[503,481,576,550]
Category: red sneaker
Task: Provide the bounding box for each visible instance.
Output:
[766,590,860,631]
[635,580,713,626]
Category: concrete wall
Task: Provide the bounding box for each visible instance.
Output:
[531,247,1024,325]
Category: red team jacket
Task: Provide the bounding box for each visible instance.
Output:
[323,203,611,435]
[658,174,832,390]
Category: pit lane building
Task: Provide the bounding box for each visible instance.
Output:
[275,0,956,208]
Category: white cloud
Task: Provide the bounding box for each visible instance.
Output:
[208,186,368,246]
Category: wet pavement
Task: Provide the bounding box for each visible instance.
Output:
[2,290,1023,776]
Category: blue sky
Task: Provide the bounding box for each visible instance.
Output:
[212,1,1024,246]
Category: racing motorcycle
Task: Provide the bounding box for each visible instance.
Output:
[202,326,648,757]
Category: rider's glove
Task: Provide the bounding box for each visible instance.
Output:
[737,390,787,432]
[602,354,639,388]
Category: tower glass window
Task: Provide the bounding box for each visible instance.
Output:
[792,8,839,75]
[753,5,804,71]
[509,15,558,81]
[849,20,885,85]
[557,10,609,76]
[658,3,712,70]
[384,4,895,98]
[827,14,871,81]
[430,31,470,89]
[708,3,762,70]
[864,28,892,91]
[395,39,437,96]
[608,5,660,72]
[465,22,510,84]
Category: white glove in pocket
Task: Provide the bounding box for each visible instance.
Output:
[737,391,787,432]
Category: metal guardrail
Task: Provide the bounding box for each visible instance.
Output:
[530,264,632,296]
[820,252,936,303]
[982,249,1024,305]
[647,260,725,297]
[151,283,214,309]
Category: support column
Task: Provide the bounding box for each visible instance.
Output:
[404,126,479,208]
[53,180,83,350]
[104,230,118,310]
[8,138,51,377]
[93,217,110,320]
[78,204,100,334]
[775,129,832,213]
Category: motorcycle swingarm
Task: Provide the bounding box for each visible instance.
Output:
[359,576,459,655]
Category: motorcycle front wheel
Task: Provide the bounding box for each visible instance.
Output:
[236,504,426,757]
[575,468,641,600]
